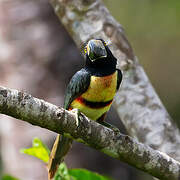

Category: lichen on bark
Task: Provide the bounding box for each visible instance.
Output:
[1,86,180,180]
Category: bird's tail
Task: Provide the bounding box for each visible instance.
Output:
[47,134,73,180]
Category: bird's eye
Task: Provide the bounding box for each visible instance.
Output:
[80,41,88,55]
[103,41,107,46]
[84,47,87,54]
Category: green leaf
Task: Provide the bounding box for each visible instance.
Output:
[20,137,50,163]
[2,175,19,180]
[69,169,113,180]
[54,163,71,180]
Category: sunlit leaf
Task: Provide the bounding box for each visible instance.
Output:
[20,137,50,163]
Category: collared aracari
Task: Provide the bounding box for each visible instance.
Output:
[48,39,122,179]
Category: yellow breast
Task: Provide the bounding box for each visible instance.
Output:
[81,71,117,102]
[70,71,117,121]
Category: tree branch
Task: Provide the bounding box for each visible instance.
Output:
[49,0,180,161]
[0,86,180,180]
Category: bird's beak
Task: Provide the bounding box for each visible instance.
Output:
[86,39,107,61]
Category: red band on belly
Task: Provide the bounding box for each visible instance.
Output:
[75,96,113,109]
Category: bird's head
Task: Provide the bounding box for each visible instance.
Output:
[84,39,117,70]
[85,39,108,62]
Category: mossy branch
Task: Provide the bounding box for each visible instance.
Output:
[0,86,180,180]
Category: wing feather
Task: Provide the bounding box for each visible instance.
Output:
[64,68,91,109]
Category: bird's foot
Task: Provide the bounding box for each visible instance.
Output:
[70,108,80,127]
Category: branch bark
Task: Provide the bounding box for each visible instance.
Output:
[0,86,180,180]
[49,0,180,161]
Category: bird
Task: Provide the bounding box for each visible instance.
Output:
[47,39,122,179]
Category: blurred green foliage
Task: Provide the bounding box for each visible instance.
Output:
[21,138,113,180]
[53,163,113,180]
[68,169,112,180]
[105,0,180,124]
[54,163,71,180]
[2,175,19,180]
[20,137,50,163]
[105,0,180,37]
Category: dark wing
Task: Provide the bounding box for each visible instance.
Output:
[64,68,91,109]
[116,69,122,91]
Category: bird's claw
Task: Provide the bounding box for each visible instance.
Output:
[70,108,80,127]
